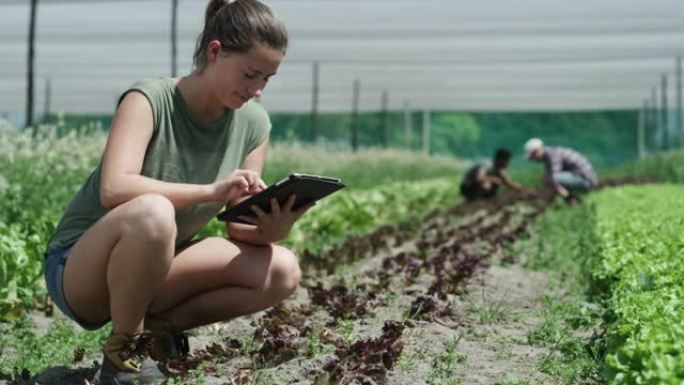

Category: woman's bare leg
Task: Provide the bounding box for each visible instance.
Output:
[62,194,177,334]
[147,237,301,331]
[62,193,299,333]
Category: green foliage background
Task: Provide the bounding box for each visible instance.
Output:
[50,109,642,168]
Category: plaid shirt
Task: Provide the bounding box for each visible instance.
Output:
[543,146,598,187]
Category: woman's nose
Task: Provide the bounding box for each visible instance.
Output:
[248,81,264,97]
[251,88,263,98]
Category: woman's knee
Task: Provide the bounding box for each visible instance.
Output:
[120,194,177,242]
[268,246,301,297]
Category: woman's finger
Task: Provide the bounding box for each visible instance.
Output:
[249,182,263,194]
[236,176,249,190]
[251,204,267,218]
[244,172,257,187]
[283,194,296,212]
[227,177,248,201]
[270,198,281,216]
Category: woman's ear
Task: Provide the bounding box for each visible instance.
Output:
[207,40,222,63]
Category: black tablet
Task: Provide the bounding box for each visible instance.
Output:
[216,173,345,223]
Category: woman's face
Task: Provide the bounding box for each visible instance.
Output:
[206,40,283,109]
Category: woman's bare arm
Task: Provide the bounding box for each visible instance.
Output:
[99,91,215,209]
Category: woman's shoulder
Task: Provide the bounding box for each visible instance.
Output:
[117,77,175,111]
[236,99,267,116]
[235,100,270,126]
[233,100,271,147]
[126,77,174,93]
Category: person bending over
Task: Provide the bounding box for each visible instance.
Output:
[524,138,598,205]
[459,148,524,201]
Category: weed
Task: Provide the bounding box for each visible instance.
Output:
[426,335,462,385]
[0,316,108,376]
[396,345,428,374]
[336,319,355,344]
[466,289,513,324]
[305,325,328,358]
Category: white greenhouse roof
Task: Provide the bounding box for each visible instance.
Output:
[1,0,683,116]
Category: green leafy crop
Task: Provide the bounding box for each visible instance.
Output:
[589,185,684,384]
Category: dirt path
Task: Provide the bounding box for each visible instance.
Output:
[450,264,558,384]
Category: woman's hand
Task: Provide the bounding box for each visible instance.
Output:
[237,195,314,243]
[209,169,267,204]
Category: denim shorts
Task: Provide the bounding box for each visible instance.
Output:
[44,245,109,330]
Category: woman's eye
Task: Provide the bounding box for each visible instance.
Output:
[244,73,257,79]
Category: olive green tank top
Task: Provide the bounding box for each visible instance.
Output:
[46,77,271,255]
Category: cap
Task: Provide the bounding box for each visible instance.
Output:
[524,138,544,159]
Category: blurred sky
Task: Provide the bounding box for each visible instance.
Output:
[1,0,684,123]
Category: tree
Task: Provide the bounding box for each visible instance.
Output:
[431,112,481,157]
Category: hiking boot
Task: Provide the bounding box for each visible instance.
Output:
[96,331,170,385]
[145,315,190,364]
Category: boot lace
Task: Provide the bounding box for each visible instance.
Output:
[119,333,153,366]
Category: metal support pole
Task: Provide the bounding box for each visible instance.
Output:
[351,79,360,152]
[645,98,652,153]
[26,0,38,129]
[43,77,51,124]
[380,90,388,148]
[403,101,412,150]
[170,0,178,77]
[661,74,669,150]
[676,55,682,147]
[652,86,659,151]
[422,110,431,155]
[310,61,319,143]
[638,100,646,159]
